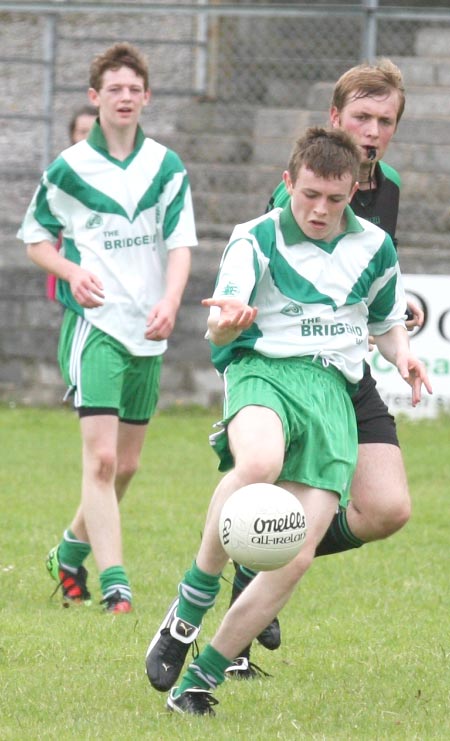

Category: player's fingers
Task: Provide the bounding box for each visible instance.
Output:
[412,376,423,406]
[421,371,433,395]
[91,277,104,293]
[236,307,253,325]
[202,296,228,309]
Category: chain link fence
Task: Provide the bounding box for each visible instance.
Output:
[1,0,450,405]
[2,1,450,254]
[1,2,450,168]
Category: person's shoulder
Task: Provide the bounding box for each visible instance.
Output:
[353,212,389,238]
[270,181,289,209]
[142,135,166,152]
[229,209,280,243]
[142,136,180,159]
[378,160,401,188]
[353,213,396,251]
[45,145,81,178]
[241,208,280,231]
[58,140,94,165]
[143,136,186,170]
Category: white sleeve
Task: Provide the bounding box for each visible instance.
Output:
[213,238,257,304]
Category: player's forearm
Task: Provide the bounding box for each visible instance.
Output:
[374,324,410,366]
[164,246,192,309]
[27,240,77,283]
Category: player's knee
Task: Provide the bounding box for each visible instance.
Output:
[239,459,282,486]
[367,491,411,538]
[114,457,140,499]
[383,495,411,535]
[284,546,315,587]
[91,448,117,483]
[116,457,139,482]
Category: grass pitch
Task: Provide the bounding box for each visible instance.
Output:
[0,405,448,740]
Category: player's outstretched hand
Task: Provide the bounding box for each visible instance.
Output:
[397,353,432,407]
[202,296,258,330]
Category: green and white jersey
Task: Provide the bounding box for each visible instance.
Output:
[210,204,406,384]
[18,123,197,356]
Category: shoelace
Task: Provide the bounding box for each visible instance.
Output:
[99,590,126,609]
[184,690,218,714]
[246,659,271,677]
[52,568,90,600]
[227,656,272,678]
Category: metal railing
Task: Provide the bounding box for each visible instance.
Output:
[1,1,450,168]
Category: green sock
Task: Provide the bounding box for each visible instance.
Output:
[99,565,132,603]
[177,560,221,627]
[315,509,365,557]
[232,563,257,597]
[176,644,230,695]
[58,529,91,570]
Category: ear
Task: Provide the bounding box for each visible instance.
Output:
[88,88,100,107]
[143,88,151,106]
[329,106,340,129]
[349,181,359,201]
[283,170,293,194]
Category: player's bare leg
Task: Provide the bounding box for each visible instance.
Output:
[76,415,122,570]
[213,483,337,659]
[146,405,286,690]
[68,420,148,543]
[345,443,410,541]
[197,406,285,574]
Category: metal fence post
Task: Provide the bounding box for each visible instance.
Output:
[42,13,58,169]
[361,0,378,63]
[194,0,208,96]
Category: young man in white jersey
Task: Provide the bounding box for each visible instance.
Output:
[18,43,197,612]
[145,127,431,715]
[229,59,426,670]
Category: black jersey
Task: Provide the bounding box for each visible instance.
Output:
[350,161,400,247]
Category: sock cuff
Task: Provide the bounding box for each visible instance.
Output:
[177,561,221,625]
[58,530,91,570]
[64,529,90,546]
[201,643,231,675]
[177,643,230,694]
[338,510,365,547]
[100,565,131,601]
[239,565,257,579]
[100,565,129,584]
[188,560,222,588]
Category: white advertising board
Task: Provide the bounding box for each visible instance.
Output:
[367,274,450,419]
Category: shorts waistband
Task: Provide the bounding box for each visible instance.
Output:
[236,351,348,389]
[285,354,348,387]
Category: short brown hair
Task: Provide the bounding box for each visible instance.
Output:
[332,58,405,124]
[288,127,360,185]
[89,42,149,91]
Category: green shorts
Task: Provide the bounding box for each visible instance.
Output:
[58,310,162,423]
[210,353,357,505]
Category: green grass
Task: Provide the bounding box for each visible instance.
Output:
[0,406,448,740]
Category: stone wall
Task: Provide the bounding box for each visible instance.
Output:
[2,10,450,408]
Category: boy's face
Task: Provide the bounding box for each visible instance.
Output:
[88,66,150,130]
[71,113,97,144]
[330,89,400,167]
[284,165,358,242]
